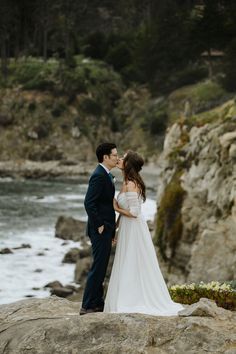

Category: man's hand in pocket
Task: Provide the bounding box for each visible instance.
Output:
[98,225,104,234]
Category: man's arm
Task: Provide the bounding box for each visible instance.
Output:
[84,174,105,231]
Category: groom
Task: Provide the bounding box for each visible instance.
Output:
[80,142,118,315]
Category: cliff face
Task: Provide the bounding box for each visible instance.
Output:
[154,103,236,284]
[0,297,235,354]
[0,83,161,163]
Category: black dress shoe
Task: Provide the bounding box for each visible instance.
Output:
[80,307,97,316]
[94,306,104,312]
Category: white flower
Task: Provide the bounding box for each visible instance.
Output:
[110,174,116,183]
[169,281,234,293]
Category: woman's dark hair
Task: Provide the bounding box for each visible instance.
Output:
[96,142,117,163]
[123,150,146,201]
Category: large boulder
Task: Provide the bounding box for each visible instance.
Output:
[0,297,235,353]
[55,216,86,242]
[62,247,91,263]
[74,257,91,284]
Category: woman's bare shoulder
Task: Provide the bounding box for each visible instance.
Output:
[126,180,138,192]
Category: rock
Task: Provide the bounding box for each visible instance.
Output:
[24,295,35,298]
[0,160,93,179]
[64,284,79,292]
[58,158,79,166]
[62,247,91,263]
[50,287,74,298]
[34,269,43,273]
[179,298,233,319]
[0,297,235,354]
[219,131,236,148]
[163,123,182,156]
[55,216,86,242]
[27,124,51,140]
[28,145,63,162]
[12,244,31,250]
[74,257,91,284]
[155,118,236,284]
[78,247,91,259]
[63,248,80,263]
[147,219,154,232]
[229,143,236,159]
[0,248,13,254]
[44,281,63,289]
[188,218,236,282]
[71,126,81,138]
[27,130,38,140]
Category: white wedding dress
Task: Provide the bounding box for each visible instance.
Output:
[104,192,184,316]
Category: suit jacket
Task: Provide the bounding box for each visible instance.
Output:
[84,164,116,238]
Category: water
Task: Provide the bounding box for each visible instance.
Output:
[0,178,156,305]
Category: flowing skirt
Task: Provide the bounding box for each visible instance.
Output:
[104,215,184,316]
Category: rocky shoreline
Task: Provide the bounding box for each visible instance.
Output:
[0,159,160,190]
[0,160,93,180]
[0,296,235,354]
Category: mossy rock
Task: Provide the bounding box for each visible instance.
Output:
[154,170,186,261]
[187,98,236,126]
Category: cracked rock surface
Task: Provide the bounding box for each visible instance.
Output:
[0,297,235,354]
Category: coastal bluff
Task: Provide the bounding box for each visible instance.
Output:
[0,296,235,354]
[154,113,236,284]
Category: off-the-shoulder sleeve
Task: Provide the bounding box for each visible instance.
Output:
[126,192,141,217]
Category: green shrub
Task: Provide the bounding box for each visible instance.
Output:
[82,31,108,59]
[28,102,37,112]
[169,281,236,311]
[11,59,44,84]
[2,56,123,102]
[171,66,208,88]
[51,102,67,117]
[141,99,168,135]
[58,66,87,95]
[105,42,132,71]
[80,97,102,116]
[9,58,58,90]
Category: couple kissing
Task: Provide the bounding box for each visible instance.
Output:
[80,142,183,316]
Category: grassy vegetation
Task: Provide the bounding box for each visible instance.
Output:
[189,98,236,126]
[2,56,123,97]
[168,80,229,123]
[0,56,235,161]
[0,56,126,157]
[169,281,236,311]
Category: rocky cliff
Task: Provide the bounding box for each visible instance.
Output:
[0,297,235,354]
[154,99,236,284]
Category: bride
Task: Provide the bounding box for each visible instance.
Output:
[104,151,184,316]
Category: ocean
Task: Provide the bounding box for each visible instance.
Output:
[0,178,156,305]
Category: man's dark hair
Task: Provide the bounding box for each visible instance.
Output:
[96,143,117,163]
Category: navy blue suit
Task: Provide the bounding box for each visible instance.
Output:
[82,164,116,310]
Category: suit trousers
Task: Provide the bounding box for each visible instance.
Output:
[82,228,113,309]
